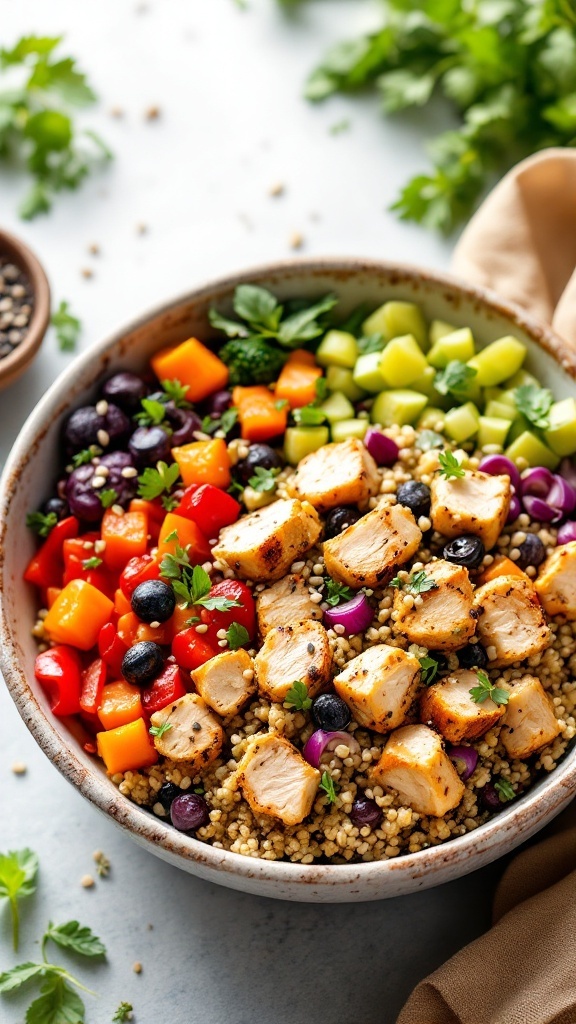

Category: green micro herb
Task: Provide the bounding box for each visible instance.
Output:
[99,488,118,509]
[284,680,312,711]
[319,770,338,805]
[201,407,238,437]
[160,555,240,613]
[417,429,445,451]
[438,450,465,480]
[390,571,438,595]
[71,444,101,467]
[137,460,180,501]
[82,556,102,569]
[514,383,554,430]
[149,722,172,738]
[134,397,169,427]
[418,654,441,685]
[113,1003,134,1023]
[314,376,329,402]
[357,332,385,355]
[248,466,280,493]
[434,360,477,397]
[0,848,38,950]
[160,378,190,408]
[494,777,516,802]
[0,35,112,218]
[324,577,354,607]
[293,405,327,426]
[469,670,509,707]
[51,300,81,351]
[226,621,250,650]
[26,511,57,538]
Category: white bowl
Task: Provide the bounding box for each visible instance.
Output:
[2,257,576,903]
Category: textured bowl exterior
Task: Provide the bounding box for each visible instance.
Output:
[0,228,51,390]
[2,257,576,903]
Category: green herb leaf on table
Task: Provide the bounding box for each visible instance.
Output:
[469,670,509,707]
[99,489,118,509]
[319,770,338,805]
[51,301,81,351]
[494,777,515,802]
[248,466,280,493]
[0,848,38,950]
[438,450,465,479]
[514,384,553,430]
[226,622,250,650]
[134,398,168,428]
[137,461,180,501]
[418,654,441,685]
[434,360,477,397]
[82,556,102,570]
[160,378,190,408]
[26,511,57,538]
[324,578,354,607]
[0,962,46,993]
[113,1003,134,1023]
[42,920,106,958]
[149,722,172,739]
[284,680,312,711]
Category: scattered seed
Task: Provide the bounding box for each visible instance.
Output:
[94,539,106,554]
[110,106,124,118]
[145,106,161,120]
[149,620,160,629]
[195,624,208,634]
[88,243,100,256]
[81,874,95,888]
[133,961,143,974]
[11,761,27,775]
[289,230,304,250]
[95,399,109,416]
[269,182,285,197]
[136,222,148,235]
[93,850,111,877]
[81,267,94,279]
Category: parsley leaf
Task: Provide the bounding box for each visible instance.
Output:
[26,511,57,538]
[42,919,106,958]
[357,332,385,355]
[284,680,312,711]
[201,407,238,437]
[113,1003,134,1022]
[514,384,553,430]
[418,654,441,685]
[134,397,168,427]
[26,976,85,1024]
[293,405,327,426]
[99,488,118,509]
[71,445,101,467]
[417,429,445,451]
[149,722,173,738]
[82,556,102,569]
[226,622,250,650]
[319,770,338,804]
[324,577,354,607]
[391,570,438,595]
[51,300,81,351]
[209,285,337,351]
[314,376,329,402]
[248,466,280,493]
[0,848,38,950]
[137,461,180,501]
[494,777,516,802]
[469,670,509,706]
[434,360,477,397]
[160,378,190,407]
[161,555,241,612]
[438,450,465,479]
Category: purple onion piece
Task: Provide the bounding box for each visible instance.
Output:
[559,457,576,490]
[364,427,399,467]
[302,729,360,769]
[547,475,576,515]
[324,593,373,636]
[522,494,560,523]
[479,454,522,493]
[507,493,522,524]
[447,745,478,781]
[556,520,576,545]
[520,466,555,498]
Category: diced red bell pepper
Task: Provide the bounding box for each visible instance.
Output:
[24,516,79,589]
[175,484,241,540]
[62,535,117,599]
[98,622,129,678]
[119,554,161,600]
[198,579,256,650]
[34,645,82,717]
[171,628,218,671]
[80,657,107,716]
[141,663,187,716]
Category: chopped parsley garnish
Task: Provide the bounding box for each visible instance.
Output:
[248,466,280,493]
[357,332,385,355]
[201,406,238,437]
[0,848,38,950]
[314,376,329,402]
[319,771,338,805]
[26,511,57,538]
[209,285,337,349]
[82,556,102,569]
[99,488,118,508]
[434,360,477,397]
[293,405,327,426]
[51,300,81,351]
[113,1003,134,1023]
[284,680,312,711]
[226,622,250,650]
[417,429,444,451]
[390,571,438,595]
[514,384,553,430]
[469,670,509,707]
[494,777,515,803]
[418,654,441,685]
[160,552,240,612]
[137,460,180,501]
[438,449,465,479]
[71,444,101,467]
[324,577,354,607]
[149,722,173,738]
[160,378,190,407]
[134,397,168,427]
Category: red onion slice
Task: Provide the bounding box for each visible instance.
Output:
[547,475,576,515]
[507,493,522,523]
[324,593,373,635]
[557,520,576,545]
[447,745,478,781]
[522,495,558,523]
[520,466,555,498]
[479,454,522,492]
[364,427,399,467]
[302,729,360,768]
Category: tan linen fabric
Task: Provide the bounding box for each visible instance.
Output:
[452,149,576,349]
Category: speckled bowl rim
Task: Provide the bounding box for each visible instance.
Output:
[2,256,576,899]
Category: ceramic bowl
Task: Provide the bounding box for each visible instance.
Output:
[0,228,50,391]
[2,258,576,903]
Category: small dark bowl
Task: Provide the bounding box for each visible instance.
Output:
[0,228,51,391]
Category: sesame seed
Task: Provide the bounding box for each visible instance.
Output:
[216,629,227,640]
[217,639,228,648]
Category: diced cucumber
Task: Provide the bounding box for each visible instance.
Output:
[362,300,428,350]
[429,319,457,346]
[319,391,355,424]
[284,426,330,465]
[316,330,358,369]
[505,430,560,470]
[427,327,475,369]
[484,399,517,421]
[331,418,369,442]
[482,386,512,406]
[507,413,531,443]
[371,389,428,427]
[444,402,480,443]
[326,366,366,402]
[417,407,446,431]
[411,365,450,408]
[504,369,540,390]
[467,336,526,387]
[353,352,387,393]
[477,416,511,449]
[379,334,429,387]
[544,397,576,456]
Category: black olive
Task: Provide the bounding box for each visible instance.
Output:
[156,782,181,814]
[457,643,488,670]
[443,534,485,570]
[131,580,176,624]
[515,534,546,570]
[122,641,164,687]
[311,693,351,731]
[235,444,284,485]
[395,480,431,520]
[102,372,149,413]
[324,506,362,539]
[128,425,171,467]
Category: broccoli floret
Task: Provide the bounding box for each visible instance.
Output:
[219,337,287,386]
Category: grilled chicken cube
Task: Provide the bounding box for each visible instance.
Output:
[149,693,223,767]
[256,573,322,637]
[473,575,550,666]
[212,498,321,583]
[237,732,320,825]
[430,470,511,551]
[393,559,476,651]
[287,437,380,513]
[500,675,561,760]
[333,644,421,734]
[535,541,576,620]
[254,620,332,702]
[420,669,506,744]
[323,502,422,590]
[373,724,465,817]
[191,649,256,718]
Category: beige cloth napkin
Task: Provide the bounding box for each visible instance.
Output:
[396,150,576,1023]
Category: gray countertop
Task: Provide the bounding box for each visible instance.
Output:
[1,2,505,1021]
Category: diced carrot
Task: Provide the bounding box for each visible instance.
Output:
[46,586,62,609]
[274,359,323,410]
[43,580,114,651]
[172,439,231,490]
[232,385,288,441]
[129,498,164,542]
[98,681,143,730]
[101,508,148,571]
[97,718,158,774]
[114,588,132,617]
[286,349,317,366]
[151,338,229,403]
[476,555,528,586]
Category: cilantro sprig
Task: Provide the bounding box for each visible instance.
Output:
[284,680,312,711]
[418,654,441,685]
[0,848,38,950]
[391,571,438,595]
[71,444,101,467]
[438,450,465,480]
[99,488,118,509]
[113,1003,134,1022]
[26,511,57,538]
[160,378,190,408]
[137,460,180,505]
[514,384,553,430]
[210,284,337,349]
[324,577,354,607]
[469,670,509,707]
[201,407,238,437]
[160,548,241,612]
[134,397,169,428]
[82,556,102,569]
[226,622,250,650]
[434,360,477,397]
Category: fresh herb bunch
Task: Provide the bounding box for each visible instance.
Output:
[0,36,112,218]
[324,577,354,607]
[300,0,576,232]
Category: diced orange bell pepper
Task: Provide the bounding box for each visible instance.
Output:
[62,534,117,599]
[129,498,164,542]
[156,512,212,563]
[274,358,323,409]
[97,717,158,774]
[114,588,132,617]
[476,555,528,586]
[170,603,194,638]
[101,508,148,571]
[98,681,143,730]
[151,337,229,403]
[171,439,231,490]
[117,611,172,646]
[232,385,289,441]
[43,579,114,651]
